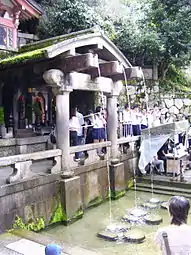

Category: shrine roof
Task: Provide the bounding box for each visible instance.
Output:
[0,27,132,70]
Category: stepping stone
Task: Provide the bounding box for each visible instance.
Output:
[161,202,168,210]
[141,202,158,209]
[106,223,130,232]
[97,230,118,241]
[128,208,148,217]
[144,214,163,225]
[122,214,144,223]
[124,229,145,243]
[149,198,161,204]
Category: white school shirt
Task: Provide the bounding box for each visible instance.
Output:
[93,115,106,128]
[76,111,84,136]
[123,110,132,124]
[69,116,80,132]
[155,224,191,255]
[141,113,148,126]
[131,111,140,125]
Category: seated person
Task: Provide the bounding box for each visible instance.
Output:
[152,155,165,174]
[155,196,191,254]
[157,139,171,173]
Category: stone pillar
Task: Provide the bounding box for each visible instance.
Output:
[109,159,125,200]
[56,91,70,170]
[107,94,118,158]
[43,69,73,172]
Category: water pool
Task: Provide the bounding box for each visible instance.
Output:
[43,191,191,255]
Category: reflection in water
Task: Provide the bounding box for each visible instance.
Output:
[43,191,189,255]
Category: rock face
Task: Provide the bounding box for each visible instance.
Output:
[169,106,179,114]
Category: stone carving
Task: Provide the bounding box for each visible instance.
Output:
[48,156,61,174]
[43,69,64,88]
[6,160,33,184]
[43,69,73,93]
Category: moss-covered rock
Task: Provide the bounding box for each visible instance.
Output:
[0,48,48,69]
[87,196,103,209]
[19,27,99,53]
[13,216,45,232]
[126,178,134,190]
[50,202,83,225]
[111,190,126,200]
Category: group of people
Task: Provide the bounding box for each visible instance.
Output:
[120,103,176,137]
[69,106,107,161]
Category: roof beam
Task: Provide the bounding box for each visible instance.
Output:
[61,53,99,73]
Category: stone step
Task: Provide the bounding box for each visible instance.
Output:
[132,187,191,198]
[135,183,191,194]
[15,129,36,138]
[7,229,101,255]
[137,176,191,190]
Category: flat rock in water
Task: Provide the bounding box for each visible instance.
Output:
[97,230,118,241]
[149,198,161,204]
[141,202,158,209]
[124,229,145,243]
[144,214,163,225]
[161,202,168,210]
[129,208,148,217]
[106,223,130,232]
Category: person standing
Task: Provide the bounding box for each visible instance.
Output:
[92,106,106,156]
[131,105,141,136]
[155,196,191,254]
[123,103,132,136]
[69,107,81,162]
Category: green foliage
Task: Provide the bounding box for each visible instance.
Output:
[0,107,5,125]
[13,216,45,232]
[159,65,191,92]
[37,0,114,40]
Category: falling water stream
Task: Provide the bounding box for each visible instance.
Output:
[123,68,138,209]
[97,64,113,227]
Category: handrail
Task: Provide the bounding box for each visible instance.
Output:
[117,136,140,145]
[0,149,62,167]
[69,141,111,154]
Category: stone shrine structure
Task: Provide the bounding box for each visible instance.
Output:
[0,27,142,233]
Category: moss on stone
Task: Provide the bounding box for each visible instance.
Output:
[50,202,66,224]
[13,216,45,232]
[0,48,47,69]
[19,27,100,53]
[111,190,126,200]
[126,178,134,190]
[87,196,103,209]
[50,202,83,225]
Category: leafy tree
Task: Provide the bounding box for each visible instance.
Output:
[147,0,191,78]
[37,0,115,39]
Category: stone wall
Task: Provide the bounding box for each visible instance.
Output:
[118,81,191,121]
[0,136,49,157]
[0,149,138,233]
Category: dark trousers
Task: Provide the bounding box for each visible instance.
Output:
[70,131,79,159]
[132,125,141,136]
[141,124,148,130]
[123,124,133,137]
